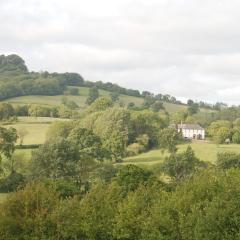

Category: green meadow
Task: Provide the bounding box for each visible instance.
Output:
[124,141,240,167]
[0,193,8,203]
[3,87,144,109]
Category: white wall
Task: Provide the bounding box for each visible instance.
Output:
[178,129,205,139]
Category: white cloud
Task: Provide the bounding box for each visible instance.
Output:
[1,0,240,104]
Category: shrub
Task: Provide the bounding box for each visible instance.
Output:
[69,87,79,95]
[0,172,25,192]
[126,143,145,156]
[217,152,240,169]
[232,130,240,144]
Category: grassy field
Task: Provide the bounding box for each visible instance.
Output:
[123,141,240,167]
[0,193,9,203]
[3,123,50,145]
[4,86,214,114]
[3,87,144,108]
[0,117,70,145]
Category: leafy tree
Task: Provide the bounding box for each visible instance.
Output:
[214,127,231,144]
[0,183,59,239]
[0,103,14,120]
[110,92,120,102]
[232,129,240,143]
[57,105,74,118]
[68,126,105,162]
[136,134,150,150]
[126,143,145,156]
[187,99,194,105]
[81,108,130,162]
[217,152,240,169]
[207,120,232,137]
[114,183,163,240]
[171,110,188,124]
[53,183,123,240]
[220,106,240,121]
[32,137,78,179]
[115,165,153,193]
[143,96,155,108]
[14,105,29,116]
[62,72,84,86]
[158,128,181,153]
[150,101,164,112]
[0,127,18,173]
[171,169,240,239]
[185,115,197,124]
[161,146,204,182]
[86,86,99,105]
[33,127,106,189]
[187,102,199,115]
[129,110,166,148]
[87,97,113,113]
[0,172,25,192]
[46,121,76,140]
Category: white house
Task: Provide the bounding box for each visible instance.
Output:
[176,123,205,140]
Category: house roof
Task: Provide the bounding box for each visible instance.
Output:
[178,124,204,130]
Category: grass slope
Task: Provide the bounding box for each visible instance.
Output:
[0,193,8,203]
[1,117,69,145]
[3,86,201,113]
[124,141,240,167]
[4,123,50,145]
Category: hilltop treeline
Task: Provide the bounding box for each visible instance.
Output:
[0,54,181,104]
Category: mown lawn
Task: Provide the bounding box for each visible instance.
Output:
[123,142,240,167]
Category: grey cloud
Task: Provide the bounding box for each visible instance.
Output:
[1,0,240,104]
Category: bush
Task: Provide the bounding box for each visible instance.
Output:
[0,183,59,239]
[217,152,240,169]
[232,130,240,144]
[126,143,145,156]
[44,179,80,198]
[69,87,79,95]
[0,172,25,192]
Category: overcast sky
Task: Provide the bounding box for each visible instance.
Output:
[1,0,240,104]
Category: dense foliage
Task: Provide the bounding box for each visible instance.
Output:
[3,54,240,239]
[1,167,240,239]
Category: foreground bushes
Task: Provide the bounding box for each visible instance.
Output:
[1,169,240,240]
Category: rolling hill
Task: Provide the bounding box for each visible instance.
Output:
[2,86,215,115]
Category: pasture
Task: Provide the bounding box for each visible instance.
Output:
[1,117,70,145]
[3,87,144,108]
[0,193,8,203]
[4,123,50,145]
[2,86,216,125]
[123,141,240,168]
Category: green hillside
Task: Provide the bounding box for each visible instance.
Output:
[0,54,218,118]
[123,142,240,168]
[2,86,215,116]
[3,86,144,109]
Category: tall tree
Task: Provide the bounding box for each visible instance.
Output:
[0,127,18,173]
[86,87,99,105]
[162,146,204,182]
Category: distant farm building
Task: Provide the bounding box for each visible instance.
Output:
[175,124,205,140]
